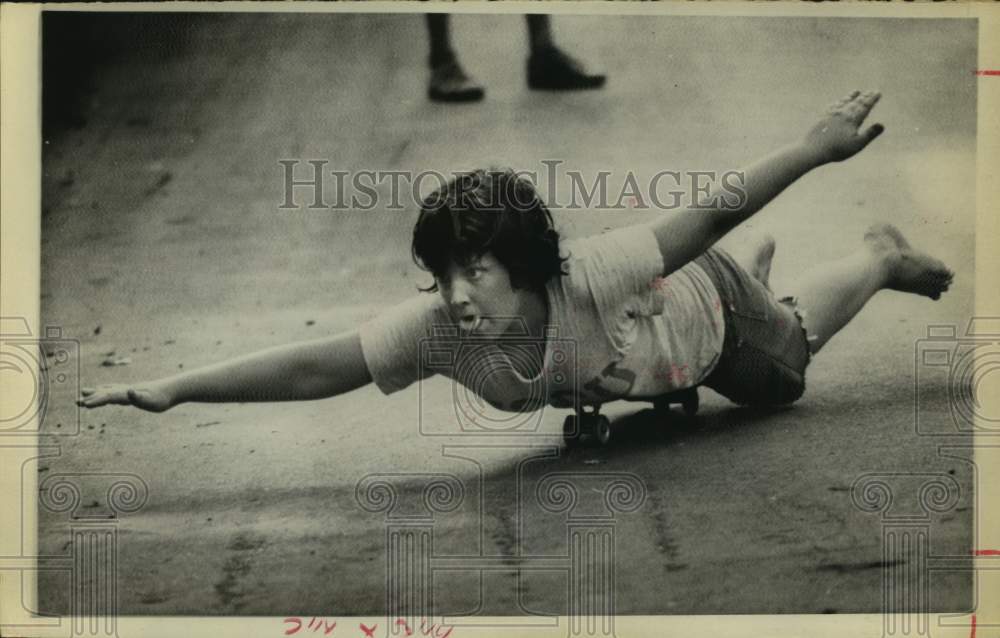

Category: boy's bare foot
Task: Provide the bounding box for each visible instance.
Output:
[749,233,776,289]
[864,223,954,300]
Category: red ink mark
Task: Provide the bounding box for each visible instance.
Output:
[360,623,377,638]
[973,549,1000,556]
[655,363,689,383]
[970,613,976,638]
[627,196,638,208]
[284,617,339,636]
[975,70,1000,76]
[396,619,414,636]
[419,619,453,638]
[649,276,673,295]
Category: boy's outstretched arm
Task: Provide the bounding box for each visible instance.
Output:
[649,90,885,275]
[78,330,372,412]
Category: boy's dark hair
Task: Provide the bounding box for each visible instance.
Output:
[412,168,568,292]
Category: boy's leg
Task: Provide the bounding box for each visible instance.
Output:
[695,245,811,406]
[728,233,776,290]
[525,15,606,91]
[426,14,485,103]
[789,224,953,354]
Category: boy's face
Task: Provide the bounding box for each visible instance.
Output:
[436,252,532,337]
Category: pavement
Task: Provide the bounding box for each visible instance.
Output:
[36,13,976,616]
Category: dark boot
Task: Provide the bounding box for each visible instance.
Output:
[528,46,606,91]
[428,59,485,103]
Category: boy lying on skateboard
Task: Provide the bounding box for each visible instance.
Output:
[80,91,953,440]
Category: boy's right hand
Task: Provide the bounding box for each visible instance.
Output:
[78,382,174,412]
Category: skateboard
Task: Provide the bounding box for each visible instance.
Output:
[562,387,700,448]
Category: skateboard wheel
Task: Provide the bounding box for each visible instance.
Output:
[681,390,699,417]
[562,414,579,447]
[654,388,700,419]
[593,415,612,446]
[563,413,612,448]
[578,414,611,447]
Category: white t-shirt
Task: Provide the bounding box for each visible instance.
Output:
[358,225,725,411]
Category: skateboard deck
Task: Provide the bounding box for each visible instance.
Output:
[563,387,700,447]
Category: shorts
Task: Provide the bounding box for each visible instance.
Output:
[693,247,811,406]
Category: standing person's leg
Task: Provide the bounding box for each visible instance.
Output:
[525,15,606,91]
[526,14,554,50]
[790,224,953,354]
[426,14,485,103]
[426,14,454,67]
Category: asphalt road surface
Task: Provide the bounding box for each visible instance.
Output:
[36,13,977,616]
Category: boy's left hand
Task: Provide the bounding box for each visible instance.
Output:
[803,90,885,164]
